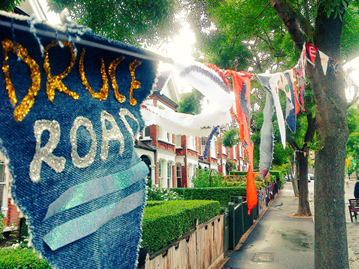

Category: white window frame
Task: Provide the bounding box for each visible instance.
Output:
[176,134,182,148]
[167,162,172,188]
[201,137,206,155]
[210,138,217,158]
[176,163,182,185]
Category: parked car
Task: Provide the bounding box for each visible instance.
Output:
[308,173,314,180]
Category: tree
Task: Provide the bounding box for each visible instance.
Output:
[0,0,22,11]
[47,0,182,45]
[177,89,204,115]
[268,1,354,267]
[187,1,359,267]
[346,103,359,179]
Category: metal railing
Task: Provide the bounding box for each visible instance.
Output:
[225,182,279,251]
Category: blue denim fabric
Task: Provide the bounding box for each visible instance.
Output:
[0,14,157,269]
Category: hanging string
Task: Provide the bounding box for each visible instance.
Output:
[203,125,219,158]
[55,29,64,48]
[28,15,44,57]
[11,17,20,61]
[64,23,77,56]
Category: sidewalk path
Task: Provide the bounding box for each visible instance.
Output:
[223,179,359,268]
[343,179,359,267]
[223,182,314,269]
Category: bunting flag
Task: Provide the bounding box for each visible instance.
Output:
[305,42,318,66]
[259,90,274,180]
[256,74,286,149]
[0,12,159,269]
[319,51,329,75]
[295,44,307,112]
[225,70,257,214]
[283,70,297,133]
[141,61,233,137]
[291,67,301,115]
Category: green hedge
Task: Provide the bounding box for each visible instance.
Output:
[269,170,284,189]
[0,248,51,269]
[230,171,247,176]
[142,200,220,253]
[146,201,166,207]
[170,187,246,207]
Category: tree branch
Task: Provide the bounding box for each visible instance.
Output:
[270,0,306,51]
[253,2,271,20]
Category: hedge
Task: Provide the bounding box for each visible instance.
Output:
[170,187,246,207]
[145,200,166,207]
[0,248,51,269]
[142,200,220,253]
[269,170,284,189]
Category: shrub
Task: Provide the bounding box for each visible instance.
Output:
[269,170,284,188]
[0,248,51,269]
[145,201,166,207]
[0,214,5,241]
[146,185,182,201]
[142,200,220,253]
[170,187,246,207]
[192,169,222,187]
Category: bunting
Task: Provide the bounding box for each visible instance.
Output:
[225,70,257,214]
[0,12,159,269]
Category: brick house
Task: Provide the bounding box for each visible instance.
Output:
[135,70,248,188]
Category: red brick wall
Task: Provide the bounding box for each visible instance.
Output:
[181,166,187,187]
[5,198,20,227]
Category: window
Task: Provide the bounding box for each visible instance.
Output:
[167,132,172,143]
[222,144,226,155]
[167,163,172,188]
[188,136,195,150]
[158,160,163,180]
[176,163,182,187]
[201,137,206,155]
[210,138,216,158]
[176,135,182,147]
[144,126,150,137]
[159,127,171,143]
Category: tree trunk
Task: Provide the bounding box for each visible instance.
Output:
[270,0,350,267]
[290,152,299,197]
[290,159,299,196]
[309,3,349,268]
[296,151,311,216]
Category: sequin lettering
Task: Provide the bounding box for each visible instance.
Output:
[100,111,124,161]
[70,116,97,168]
[1,39,41,122]
[30,109,139,181]
[79,48,109,100]
[43,40,80,102]
[128,60,141,106]
[118,108,140,142]
[109,57,126,103]
[2,39,143,121]
[30,120,66,182]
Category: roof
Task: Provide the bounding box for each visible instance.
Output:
[135,140,157,152]
[152,70,171,93]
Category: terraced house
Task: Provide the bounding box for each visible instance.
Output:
[134,70,249,188]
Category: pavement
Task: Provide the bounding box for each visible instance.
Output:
[221,179,359,269]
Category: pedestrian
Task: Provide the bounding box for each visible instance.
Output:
[354,179,359,198]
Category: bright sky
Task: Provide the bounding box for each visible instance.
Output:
[344,58,359,102]
[39,1,358,102]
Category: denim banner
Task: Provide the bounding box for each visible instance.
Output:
[0,13,158,269]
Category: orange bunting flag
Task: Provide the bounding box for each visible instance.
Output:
[225,70,257,215]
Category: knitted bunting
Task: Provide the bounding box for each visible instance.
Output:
[225,70,257,214]
[0,13,158,269]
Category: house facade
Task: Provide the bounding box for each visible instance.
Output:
[134,70,248,188]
